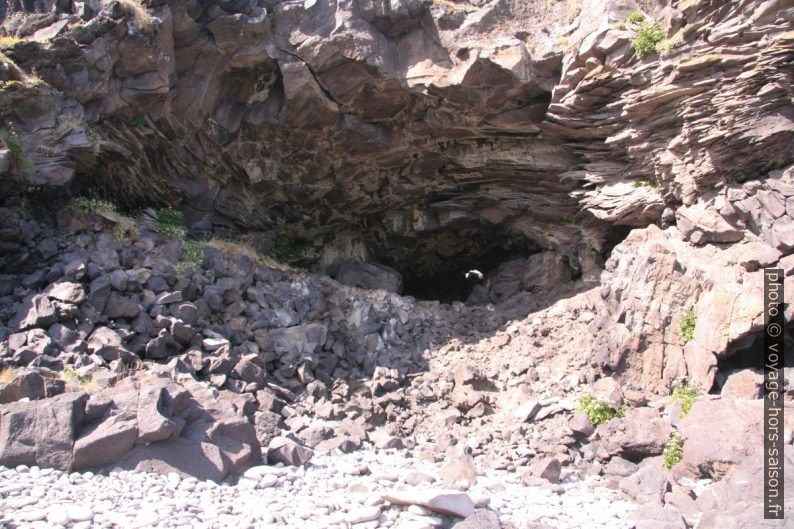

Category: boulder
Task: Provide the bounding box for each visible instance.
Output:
[115,439,231,482]
[0,392,88,470]
[619,459,671,504]
[382,490,475,518]
[521,251,572,290]
[720,369,764,399]
[44,281,86,305]
[136,387,178,444]
[86,327,137,364]
[592,407,671,461]
[528,457,561,484]
[73,412,138,470]
[626,503,687,529]
[267,435,313,466]
[452,509,501,529]
[439,445,477,487]
[696,444,793,528]
[11,294,57,330]
[0,368,65,404]
[676,398,768,479]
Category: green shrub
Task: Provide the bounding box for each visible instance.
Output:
[131,114,146,128]
[679,307,696,342]
[69,197,117,214]
[0,128,34,172]
[175,240,204,275]
[672,380,698,418]
[663,430,683,469]
[579,394,625,426]
[627,11,645,24]
[155,207,186,239]
[86,129,101,154]
[633,23,665,59]
[616,22,627,30]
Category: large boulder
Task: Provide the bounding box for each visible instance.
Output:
[675,398,794,479]
[115,439,232,482]
[696,444,794,528]
[73,411,138,470]
[0,392,88,470]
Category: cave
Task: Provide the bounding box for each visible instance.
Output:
[371,222,543,303]
[714,324,794,392]
[399,243,531,303]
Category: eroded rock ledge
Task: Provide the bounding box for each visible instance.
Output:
[0,0,791,281]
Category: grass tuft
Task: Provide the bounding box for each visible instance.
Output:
[0,366,14,382]
[59,368,101,392]
[634,177,660,190]
[105,0,154,34]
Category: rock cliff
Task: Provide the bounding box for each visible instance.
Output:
[0,1,793,527]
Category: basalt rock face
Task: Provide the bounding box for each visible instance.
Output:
[0,3,793,381]
[1,0,790,281]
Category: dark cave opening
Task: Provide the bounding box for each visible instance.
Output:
[714,324,794,391]
[377,224,541,303]
[400,245,529,303]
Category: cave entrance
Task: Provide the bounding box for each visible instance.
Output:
[714,324,794,392]
[377,223,540,303]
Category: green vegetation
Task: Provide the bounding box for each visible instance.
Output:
[672,380,699,418]
[86,129,101,154]
[578,393,625,426]
[112,215,138,242]
[633,22,665,59]
[627,11,646,24]
[175,240,204,275]
[155,207,205,275]
[59,368,100,392]
[616,22,627,30]
[0,128,34,173]
[657,34,684,54]
[12,203,29,219]
[131,114,146,128]
[679,306,696,342]
[155,207,187,238]
[663,430,683,469]
[634,177,660,190]
[69,197,117,214]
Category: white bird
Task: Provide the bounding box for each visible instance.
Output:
[465,269,484,282]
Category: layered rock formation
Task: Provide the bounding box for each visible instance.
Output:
[2,0,789,280]
[0,0,793,527]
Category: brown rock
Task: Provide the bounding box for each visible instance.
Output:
[267,435,313,466]
[720,369,763,399]
[73,412,138,470]
[0,392,88,470]
[528,457,561,484]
